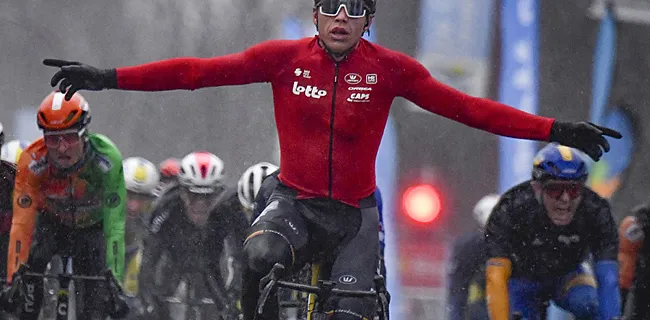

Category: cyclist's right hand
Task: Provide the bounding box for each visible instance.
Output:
[107,292,130,319]
[0,264,30,313]
[134,295,161,320]
[43,59,117,100]
[0,281,21,313]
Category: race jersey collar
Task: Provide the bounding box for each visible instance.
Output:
[315,35,363,62]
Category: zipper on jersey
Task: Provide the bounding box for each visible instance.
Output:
[69,176,76,229]
[328,63,340,198]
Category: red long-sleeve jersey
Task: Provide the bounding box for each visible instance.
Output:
[117,37,554,206]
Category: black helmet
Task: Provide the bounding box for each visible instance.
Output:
[314,0,376,15]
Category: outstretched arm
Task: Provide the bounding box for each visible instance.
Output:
[394,52,620,161]
[45,39,293,95]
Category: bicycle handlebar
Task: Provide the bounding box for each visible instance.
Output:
[273,280,377,298]
[163,296,216,305]
[22,271,108,282]
[255,263,379,317]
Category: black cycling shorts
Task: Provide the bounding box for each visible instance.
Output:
[248,179,379,317]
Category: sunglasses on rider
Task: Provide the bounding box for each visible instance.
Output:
[318,0,367,18]
[43,129,84,148]
[542,182,583,200]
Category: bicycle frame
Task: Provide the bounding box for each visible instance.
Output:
[23,257,106,320]
[256,263,389,320]
[162,273,226,320]
[9,258,122,320]
[306,262,321,320]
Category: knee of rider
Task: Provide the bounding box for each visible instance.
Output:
[328,297,376,320]
[244,233,292,274]
[566,285,598,318]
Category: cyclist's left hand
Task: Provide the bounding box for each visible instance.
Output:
[549,121,622,161]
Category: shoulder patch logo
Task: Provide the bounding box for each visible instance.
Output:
[105,193,121,208]
[28,158,48,175]
[95,154,113,173]
[17,195,32,208]
[252,200,278,226]
[150,210,171,234]
[624,222,645,242]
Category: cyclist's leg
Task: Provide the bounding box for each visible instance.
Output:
[507,278,543,320]
[188,272,221,319]
[0,232,9,280]
[71,224,107,319]
[323,199,379,320]
[552,263,598,320]
[242,185,310,320]
[466,279,488,320]
[19,214,58,320]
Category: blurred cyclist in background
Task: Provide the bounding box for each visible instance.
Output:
[138,152,248,319]
[1,140,31,164]
[618,203,650,319]
[122,156,160,297]
[158,157,180,185]
[0,123,16,281]
[237,162,279,223]
[447,194,499,320]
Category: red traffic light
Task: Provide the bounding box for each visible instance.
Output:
[403,184,441,223]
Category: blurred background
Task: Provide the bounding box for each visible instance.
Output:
[1,0,649,319]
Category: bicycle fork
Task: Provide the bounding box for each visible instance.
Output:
[56,256,74,320]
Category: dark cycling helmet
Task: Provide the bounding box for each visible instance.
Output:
[532,143,588,182]
[314,0,377,15]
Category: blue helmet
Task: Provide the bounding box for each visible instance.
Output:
[532,143,588,181]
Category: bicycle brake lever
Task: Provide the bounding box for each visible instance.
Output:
[259,263,286,291]
[256,278,276,316]
[255,264,287,317]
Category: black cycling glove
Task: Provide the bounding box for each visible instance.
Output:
[43,59,117,100]
[549,121,622,161]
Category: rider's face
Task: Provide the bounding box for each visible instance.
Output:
[314,5,372,54]
[44,130,85,168]
[125,191,153,244]
[534,180,584,226]
[180,187,221,227]
[126,191,154,220]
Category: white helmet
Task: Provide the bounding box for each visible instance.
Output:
[1,140,31,164]
[178,151,225,193]
[237,162,279,210]
[473,194,500,229]
[123,157,160,195]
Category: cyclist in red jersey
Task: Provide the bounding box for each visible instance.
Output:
[43,1,621,318]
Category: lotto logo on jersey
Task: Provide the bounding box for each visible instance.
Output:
[292,81,327,99]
